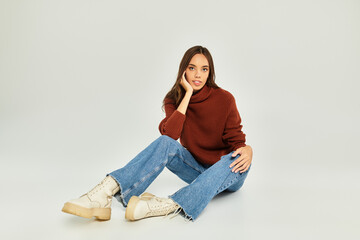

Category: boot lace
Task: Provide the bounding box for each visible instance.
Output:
[87,177,110,197]
[145,197,180,218]
[165,205,192,222]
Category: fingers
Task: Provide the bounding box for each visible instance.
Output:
[180,71,185,82]
[182,71,186,80]
[229,147,252,173]
[229,153,245,168]
[232,161,250,173]
[230,154,251,173]
[231,150,240,158]
[180,71,192,91]
[238,162,250,173]
[232,147,244,158]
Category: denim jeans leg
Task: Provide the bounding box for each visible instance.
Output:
[169,151,251,221]
[165,148,206,184]
[225,162,252,192]
[106,135,205,207]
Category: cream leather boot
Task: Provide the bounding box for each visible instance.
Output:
[139,192,155,199]
[125,193,180,221]
[62,175,120,220]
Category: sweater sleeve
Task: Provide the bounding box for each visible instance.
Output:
[158,98,186,140]
[222,94,246,151]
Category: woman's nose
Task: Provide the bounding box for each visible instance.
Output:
[195,71,201,78]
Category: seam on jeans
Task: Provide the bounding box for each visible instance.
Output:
[175,151,203,173]
[221,165,251,193]
[215,156,233,194]
[168,140,203,174]
[178,155,203,173]
[216,172,240,194]
[122,162,167,198]
[216,154,250,194]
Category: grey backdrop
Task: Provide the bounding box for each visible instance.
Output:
[0,0,359,239]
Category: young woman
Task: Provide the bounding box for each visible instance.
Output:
[62,45,253,221]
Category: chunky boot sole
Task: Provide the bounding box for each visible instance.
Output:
[62,202,111,221]
[125,196,140,221]
[125,192,155,221]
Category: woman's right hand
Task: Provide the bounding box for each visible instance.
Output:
[180,71,193,93]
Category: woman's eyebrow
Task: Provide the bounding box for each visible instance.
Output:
[189,64,209,68]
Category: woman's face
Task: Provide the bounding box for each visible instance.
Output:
[185,54,210,93]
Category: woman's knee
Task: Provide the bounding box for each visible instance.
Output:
[215,151,240,170]
[151,135,176,149]
[157,135,178,145]
[225,165,251,192]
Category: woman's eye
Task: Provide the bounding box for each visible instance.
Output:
[189,67,194,70]
[203,68,208,72]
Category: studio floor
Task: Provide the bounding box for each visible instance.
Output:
[1,152,359,240]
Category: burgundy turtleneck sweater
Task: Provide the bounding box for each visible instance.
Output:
[158,84,246,165]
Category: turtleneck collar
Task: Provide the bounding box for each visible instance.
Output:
[190,84,213,103]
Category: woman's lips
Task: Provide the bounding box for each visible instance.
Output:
[192,80,202,86]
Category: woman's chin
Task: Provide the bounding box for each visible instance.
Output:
[192,85,204,93]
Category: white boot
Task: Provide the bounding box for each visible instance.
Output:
[125,193,180,221]
[62,175,120,220]
[139,192,155,199]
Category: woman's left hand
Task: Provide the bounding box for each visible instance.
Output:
[229,145,253,173]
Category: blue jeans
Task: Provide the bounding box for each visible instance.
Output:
[107,135,251,221]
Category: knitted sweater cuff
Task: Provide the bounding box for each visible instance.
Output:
[232,143,247,151]
[162,110,186,139]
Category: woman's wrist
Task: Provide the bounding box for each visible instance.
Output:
[177,90,192,115]
[185,89,193,95]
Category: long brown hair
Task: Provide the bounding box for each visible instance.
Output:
[162,45,219,110]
